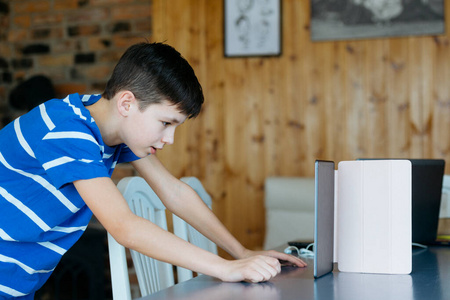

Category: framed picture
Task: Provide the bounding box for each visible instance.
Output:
[224,0,281,57]
[311,0,445,41]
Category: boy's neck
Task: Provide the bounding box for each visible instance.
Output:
[87,97,120,147]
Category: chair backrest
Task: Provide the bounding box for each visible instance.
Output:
[441,174,450,218]
[108,177,174,299]
[173,177,218,282]
[264,177,315,250]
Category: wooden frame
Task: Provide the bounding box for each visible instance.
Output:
[224,0,281,57]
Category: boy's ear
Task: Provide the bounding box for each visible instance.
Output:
[117,91,137,117]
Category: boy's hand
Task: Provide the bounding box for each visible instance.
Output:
[241,249,307,268]
[219,255,281,283]
[218,249,307,283]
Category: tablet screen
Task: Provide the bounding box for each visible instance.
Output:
[314,160,335,278]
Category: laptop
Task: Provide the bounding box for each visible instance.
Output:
[358,159,445,245]
[313,160,335,278]
[409,159,445,244]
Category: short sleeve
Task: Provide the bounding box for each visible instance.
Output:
[34,118,109,189]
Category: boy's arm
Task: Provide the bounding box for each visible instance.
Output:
[131,155,306,267]
[74,176,282,283]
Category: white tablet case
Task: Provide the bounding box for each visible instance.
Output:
[336,160,412,275]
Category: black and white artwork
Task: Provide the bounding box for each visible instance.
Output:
[224,0,281,57]
[311,0,445,41]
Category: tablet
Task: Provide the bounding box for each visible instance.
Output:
[314,160,335,278]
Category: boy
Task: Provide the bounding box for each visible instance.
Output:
[0,42,306,299]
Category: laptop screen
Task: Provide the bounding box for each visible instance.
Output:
[409,159,445,244]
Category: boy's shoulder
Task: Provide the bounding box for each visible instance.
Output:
[12,93,103,140]
[45,93,101,109]
[41,93,101,122]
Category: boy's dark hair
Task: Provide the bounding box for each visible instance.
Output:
[102,42,204,119]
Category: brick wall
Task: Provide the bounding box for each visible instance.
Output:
[0,0,153,128]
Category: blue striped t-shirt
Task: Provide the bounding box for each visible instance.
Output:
[0,93,139,298]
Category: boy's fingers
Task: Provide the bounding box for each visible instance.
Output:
[246,256,280,282]
[255,256,279,277]
[286,255,307,267]
[265,250,308,267]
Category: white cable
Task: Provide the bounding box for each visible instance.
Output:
[284,243,315,257]
[412,242,428,249]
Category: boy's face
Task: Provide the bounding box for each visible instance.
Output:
[121,99,187,158]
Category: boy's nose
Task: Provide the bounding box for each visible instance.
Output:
[162,132,174,145]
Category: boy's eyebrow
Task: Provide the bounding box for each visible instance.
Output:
[170,118,182,124]
[166,116,185,125]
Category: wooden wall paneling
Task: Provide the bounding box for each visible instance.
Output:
[432,36,450,170]
[224,58,256,246]
[269,0,300,176]
[295,0,314,176]
[365,39,389,158]
[320,42,345,163]
[420,38,436,158]
[225,58,271,249]
[256,57,274,246]
[281,73,306,176]
[152,0,165,41]
[260,57,285,246]
[386,38,411,158]
[247,58,268,249]
[281,0,310,176]
[338,42,352,161]
[408,38,429,158]
[333,43,348,162]
[407,38,422,158]
[262,57,282,177]
[178,0,205,178]
[344,41,369,159]
[304,41,326,166]
[202,0,227,226]
[223,58,249,244]
[318,41,348,163]
[433,0,450,236]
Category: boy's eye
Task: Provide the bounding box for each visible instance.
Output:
[162,121,170,127]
